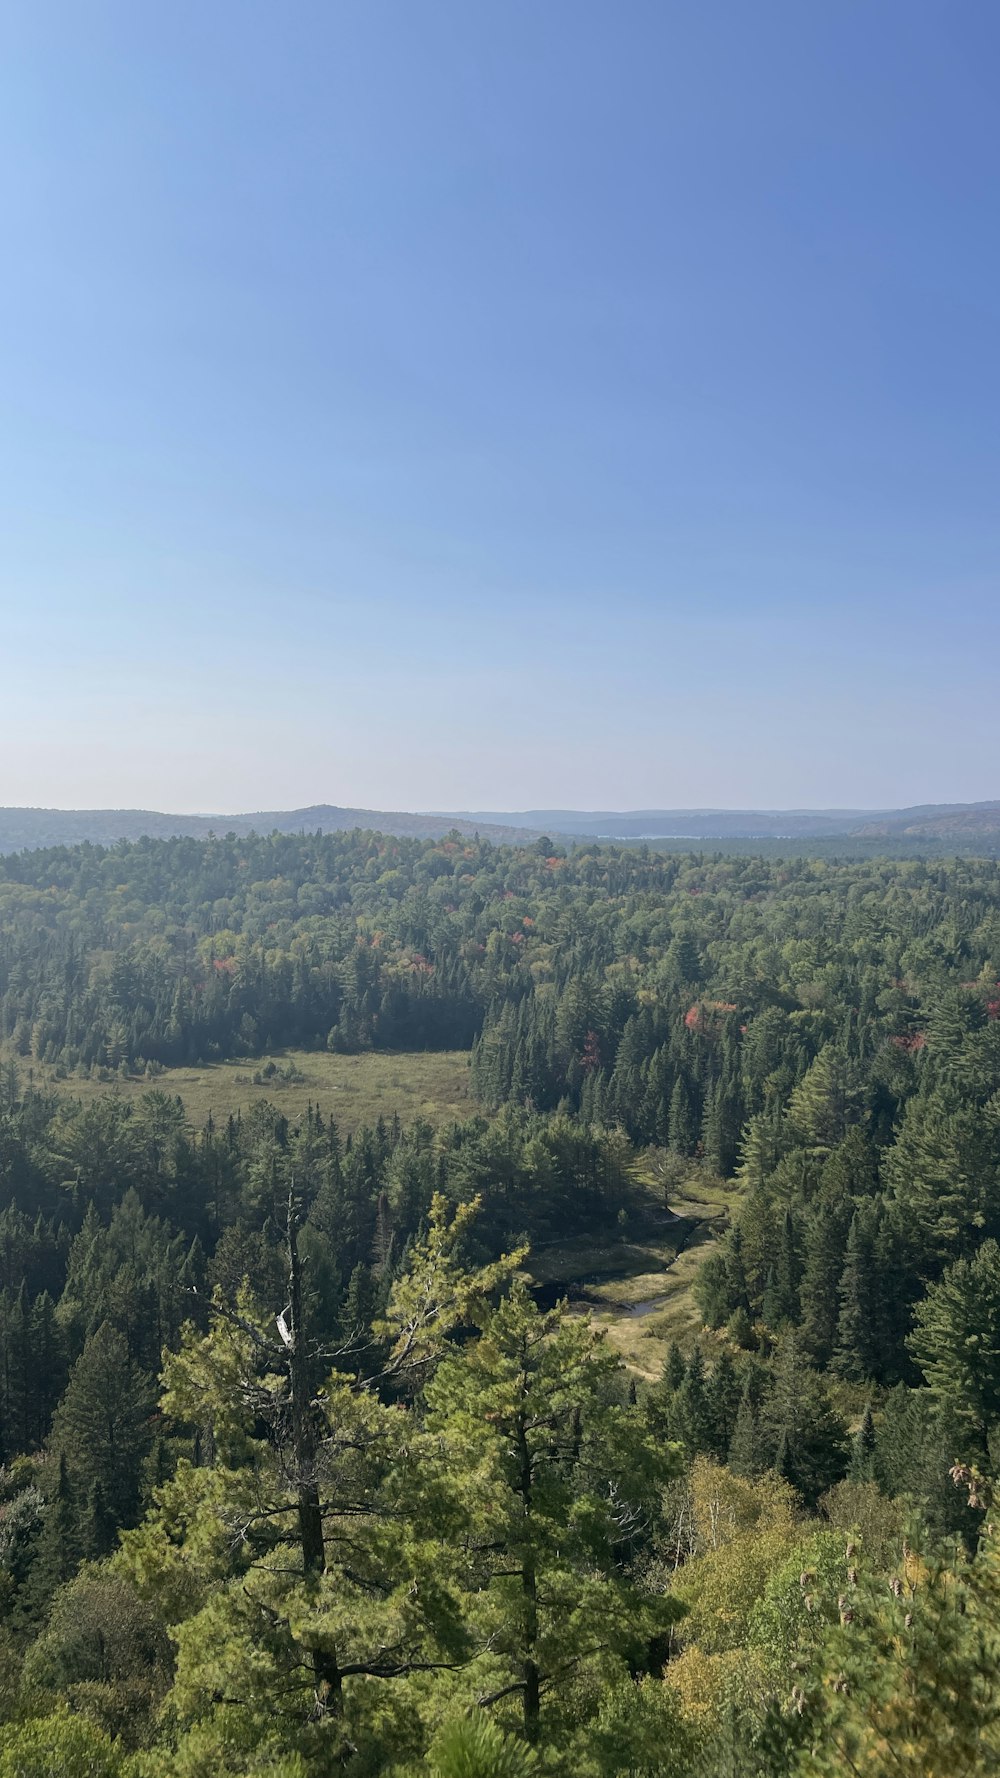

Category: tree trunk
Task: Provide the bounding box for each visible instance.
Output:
[515,1396,540,1744]
[287,1197,343,1713]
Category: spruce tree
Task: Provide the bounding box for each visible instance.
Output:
[50,1321,154,1528]
[832,1210,880,1382]
[764,1208,802,1327]
[81,1478,117,1560]
[799,1202,850,1367]
[728,1390,763,1477]
[667,1076,698,1156]
[19,1454,79,1626]
[908,1238,1000,1451]
[663,1341,687,1393]
[759,1338,849,1507]
[708,1350,741,1459]
[672,1344,715,1455]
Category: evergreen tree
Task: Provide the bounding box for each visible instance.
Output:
[423,1279,681,1747]
[908,1239,1000,1452]
[759,1339,849,1507]
[849,1403,879,1484]
[799,1202,850,1367]
[708,1349,742,1460]
[762,1208,802,1327]
[81,1478,117,1560]
[116,1197,519,1765]
[667,1076,699,1156]
[832,1209,881,1382]
[18,1454,79,1626]
[728,1390,763,1477]
[663,1342,686,1393]
[50,1322,154,1528]
[786,1044,855,1150]
[671,1344,715,1456]
[28,1290,66,1448]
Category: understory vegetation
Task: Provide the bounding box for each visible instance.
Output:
[2,831,1000,1772]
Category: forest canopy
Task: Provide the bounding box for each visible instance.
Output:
[2,831,1000,1773]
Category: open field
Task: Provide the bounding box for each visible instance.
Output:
[528,1166,740,1379]
[14,1047,474,1136]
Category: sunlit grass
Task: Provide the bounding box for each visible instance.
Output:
[15,1046,474,1136]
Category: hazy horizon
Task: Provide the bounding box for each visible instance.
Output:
[1,795,997,820]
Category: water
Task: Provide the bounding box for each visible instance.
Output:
[532,1276,672,1318]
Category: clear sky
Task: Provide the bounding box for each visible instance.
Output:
[2,1,999,814]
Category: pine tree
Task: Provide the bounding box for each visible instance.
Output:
[786,1043,855,1150]
[818,1125,879,1205]
[422,1278,682,1746]
[672,1344,715,1455]
[81,1478,117,1560]
[832,1210,880,1382]
[50,1321,154,1528]
[908,1238,1000,1451]
[667,1076,698,1156]
[708,1350,742,1460]
[799,1202,850,1367]
[884,1088,991,1264]
[117,1195,522,1759]
[759,1338,849,1507]
[19,1453,79,1625]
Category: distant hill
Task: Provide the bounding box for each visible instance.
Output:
[851,802,1000,839]
[0,804,536,854]
[2,800,1000,855]
[447,803,1000,840]
[446,807,882,839]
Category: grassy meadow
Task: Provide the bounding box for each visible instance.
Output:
[15,1046,474,1137]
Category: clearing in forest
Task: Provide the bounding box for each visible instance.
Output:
[12,1046,473,1136]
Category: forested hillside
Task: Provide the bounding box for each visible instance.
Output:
[3,833,1000,1773]
[0,807,535,856]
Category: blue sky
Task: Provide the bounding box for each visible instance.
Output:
[2,1,998,813]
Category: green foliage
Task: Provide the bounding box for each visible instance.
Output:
[23,1569,172,1749]
[4,833,1000,1768]
[780,1484,1000,1777]
[50,1323,154,1528]
[0,1710,126,1778]
[909,1239,1000,1450]
[427,1713,537,1778]
[421,1278,683,1747]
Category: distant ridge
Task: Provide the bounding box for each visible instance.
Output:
[1,800,1000,855]
[442,803,1000,840]
[0,804,537,854]
[444,807,882,839]
[443,807,1000,839]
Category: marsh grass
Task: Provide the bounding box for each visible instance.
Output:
[14,1046,474,1136]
